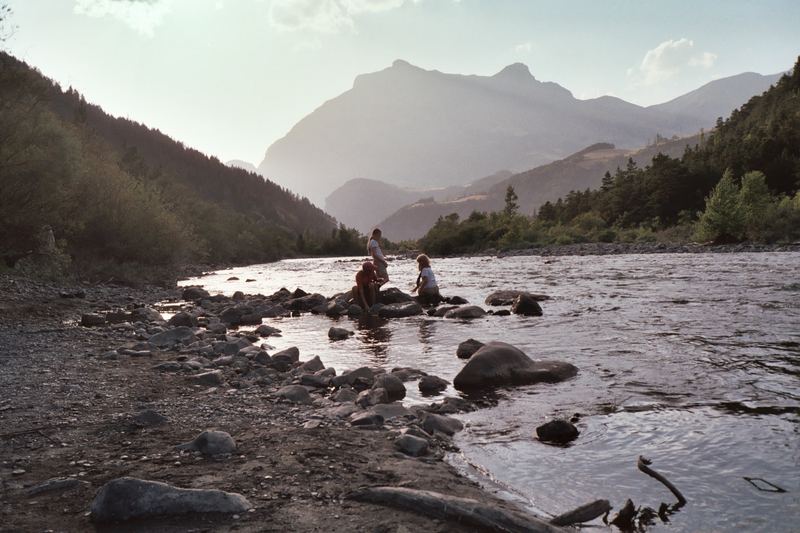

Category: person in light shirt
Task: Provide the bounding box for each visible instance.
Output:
[367,228,389,286]
[411,253,440,305]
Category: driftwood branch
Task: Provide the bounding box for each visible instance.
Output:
[550,499,611,526]
[348,486,566,533]
[637,455,687,506]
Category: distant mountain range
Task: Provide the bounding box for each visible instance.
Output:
[375,136,702,240]
[257,59,782,205]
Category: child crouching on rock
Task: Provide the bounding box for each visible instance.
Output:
[412,254,440,306]
[352,261,382,310]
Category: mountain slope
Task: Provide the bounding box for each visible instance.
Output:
[377,137,700,240]
[258,60,781,204]
[0,52,335,271]
[649,71,783,126]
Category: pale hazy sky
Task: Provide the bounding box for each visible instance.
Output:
[4,0,798,166]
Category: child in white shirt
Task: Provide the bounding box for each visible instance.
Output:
[412,253,440,305]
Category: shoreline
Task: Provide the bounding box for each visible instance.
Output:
[0,273,560,532]
[474,241,800,259]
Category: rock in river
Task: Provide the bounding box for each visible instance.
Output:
[182,286,211,301]
[90,477,250,522]
[421,412,464,436]
[418,375,449,395]
[378,302,423,318]
[444,306,486,319]
[176,430,237,455]
[484,290,549,306]
[535,420,579,444]
[373,373,406,401]
[456,338,484,359]
[511,294,543,316]
[328,326,353,341]
[453,341,577,391]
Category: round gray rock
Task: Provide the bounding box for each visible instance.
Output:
[456,338,484,359]
[176,430,236,455]
[444,306,486,319]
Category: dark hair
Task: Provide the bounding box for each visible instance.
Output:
[371,228,382,237]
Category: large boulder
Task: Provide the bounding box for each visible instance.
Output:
[378,302,423,319]
[444,306,486,319]
[485,290,549,306]
[511,294,543,316]
[373,373,406,402]
[453,341,577,390]
[378,288,415,304]
[90,477,250,521]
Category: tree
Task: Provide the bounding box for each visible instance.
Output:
[694,169,744,243]
[737,171,771,239]
[504,185,519,216]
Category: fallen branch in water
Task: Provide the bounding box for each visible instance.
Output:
[348,486,566,533]
[550,499,611,526]
[637,455,687,506]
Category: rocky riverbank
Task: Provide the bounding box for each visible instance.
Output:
[0,273,572,532]
[488,241,800,258]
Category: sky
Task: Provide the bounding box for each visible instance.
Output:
[3,0,799,167]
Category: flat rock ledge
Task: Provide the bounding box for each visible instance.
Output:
[454,341,577,391]
[90,477,251,522]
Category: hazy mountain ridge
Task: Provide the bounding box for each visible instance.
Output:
[258,60,780,204]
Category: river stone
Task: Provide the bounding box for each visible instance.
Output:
[368,403,414,421]
[332,366,375,388]
[456,338,484,359]
[149,327,196,347]
[168,311,196,327]
[421,412,464,436]
[378,288,415,304]
[276,384,311,404]
[255,324,281,337]
[373,373,406,401]
[390,367,428,382]
[328,327,353,341]
[131,307,163,322]
[511,294,543,316]
[394,434,428,457]
[81,313,106,327]
[378,302,423,318]
[90,477,250,522]
[350,412,384,427]
[347,304,363,317]
[444,306,486,319]
[272,346,300,363]
[356,387,390,407]
[232,290,245,301]
[453,341,578,390]
[325,301,347,317]
[447,296,468,305]
[484,290,550,306]
[106,309,133,324]
[332,387,358,403]
[300,355,325,373]
[418,375,449,395]
[535,420,579,444]
[284,293,326,312]
[431,305,457,317]
[188,370,223,386]
[176,430,236,455]
[300,374,331,388]
[182,287,211,301]
[27,477,87,497]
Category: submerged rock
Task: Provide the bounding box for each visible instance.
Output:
[536,420,579,444]
[176,430,237,455]
[328,326,353,341]
[511,294,543,316]
[453,341,577,390]
[378,302,423,318]
[90,477,250,521]
[456,338,484,359]
[418,375,448,395]
[444,306,486,319]
[485,290,550,306]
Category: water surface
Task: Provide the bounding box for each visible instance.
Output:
[181,252,800,532]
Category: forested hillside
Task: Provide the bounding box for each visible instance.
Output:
[420,57,800,254]
[0,52,350,280]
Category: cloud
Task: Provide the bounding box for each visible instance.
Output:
[269,0,407,33]
[629,38,717,86]
[514,42,533,54]
[74,0,172,37]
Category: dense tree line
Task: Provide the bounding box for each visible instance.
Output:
[0,52,361,281]
[420,57,800,254]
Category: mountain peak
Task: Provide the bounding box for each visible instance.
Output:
[493,62,535,81]
[392,59,413,68]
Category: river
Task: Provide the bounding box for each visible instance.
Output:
[179,252,800,532]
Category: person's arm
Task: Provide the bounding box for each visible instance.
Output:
[358,286,368,309]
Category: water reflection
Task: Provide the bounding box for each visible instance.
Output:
[418,319,437,353]
[354,315,391,361]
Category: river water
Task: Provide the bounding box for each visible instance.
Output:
[180,252,800,532]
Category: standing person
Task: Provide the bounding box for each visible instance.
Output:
[368,228,389,286]
[411,254,440,305]
[352,261,381,310]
